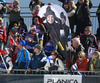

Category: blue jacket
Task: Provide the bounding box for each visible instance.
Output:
[14,48,31,69]
[29,50,46,69]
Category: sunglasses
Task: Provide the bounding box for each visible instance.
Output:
[51,54,54,55]
[32,30,36,31]
[84,30,88,31]
[78,56,82,58]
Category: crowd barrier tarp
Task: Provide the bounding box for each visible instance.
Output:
[82,75,100,83]
[0,74,100,83]
[0,74,44,83]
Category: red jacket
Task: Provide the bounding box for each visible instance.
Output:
[0,26,6,43]
[72,57,89,71]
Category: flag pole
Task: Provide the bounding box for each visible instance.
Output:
[0,53,8,72]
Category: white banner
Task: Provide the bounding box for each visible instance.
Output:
[88,47,97,59]
[44,75,82,83]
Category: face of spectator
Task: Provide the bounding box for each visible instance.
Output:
[78,55,83,61]
[51,52,56,59]
[13,1,18,6]
[19,20,23,25]
[33,17,39,25]
[30,29,36,34]
[47,15,54,24]
[17,43,22,49]
[84,28,91,35]
[34,47,40,53]
[69,2,72,8]
[92,55,98,60]
[61,18,66,25]
[72,41,78,48]
[0,20,2,25]
[78,0,84,3]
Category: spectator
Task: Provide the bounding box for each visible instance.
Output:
[76,0,93,9]
[80,26,100,55]
[44,33,57,56]
[7,0,20,39]
[85,0,93,9]
[67,0,77,33]
[0,18,6,50]
[14,40,30,69]
[31,5,40,16]
[5,24,18,49]
[29,0,42,11]
[0,48,13,73]
[72,51,89,71]
[32,16,46,47]
[25,25,39,53]
[58,0,70,11]
[89,51,100,71]
[48,2,53,5]
[71,38,85,64]
[96,4,100,28]
[75,0,92,36]
[44,51,64,73]
[96,4,100,39]
[0,4,6,18]
[27,44,47,74]
[18,17,27,38]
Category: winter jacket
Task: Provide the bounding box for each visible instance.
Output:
[14,48,31,69]
[29,50,46,69]
[72,57,89,71]
[0,26,6,43]
[44,58,64,71]
[89,58,100,71]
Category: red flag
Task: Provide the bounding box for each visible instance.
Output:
[0,49,7,55]
[7,3,13,6]
[9,35,17,46]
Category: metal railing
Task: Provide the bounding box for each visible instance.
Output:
[1,69,100,75]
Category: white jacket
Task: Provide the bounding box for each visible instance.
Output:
[44,58,64,71]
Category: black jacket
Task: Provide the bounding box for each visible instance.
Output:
[80,34,98,52]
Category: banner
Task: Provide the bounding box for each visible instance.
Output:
[44,75,82,83]
[38,4,71,61]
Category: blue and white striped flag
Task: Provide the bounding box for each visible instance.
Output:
[41,56,53,63]
[72,63,86,77]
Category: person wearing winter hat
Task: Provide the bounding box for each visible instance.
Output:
[0,47,13,74]
[18,17,28,38]
[7,0,20,39]
[25,25,39,53]
[60,12,70,41]
[27,44,47,74]
[32,15,46,47]
[14,40,30,70]
[44,6,70,61]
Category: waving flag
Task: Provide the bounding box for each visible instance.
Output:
[72,63,86,77]
[9,35,17,46]
[0,0,12,6]
[41,56,53,63]
[0,49,7,55]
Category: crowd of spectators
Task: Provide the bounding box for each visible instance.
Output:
[0,0,100,75]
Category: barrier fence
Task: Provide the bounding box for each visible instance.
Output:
[0,69,100,83]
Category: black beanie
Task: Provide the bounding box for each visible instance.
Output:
[60,12,66,20]
[46,6,56,18]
